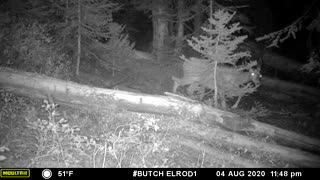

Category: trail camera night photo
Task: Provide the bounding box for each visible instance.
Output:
[0,0,320,171]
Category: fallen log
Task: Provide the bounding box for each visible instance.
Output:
[133,50,155,61]
[262,51,302,75]
[0,67,204,116]
[261,76,320,101]
[0,67,320,167]
[174,118,320,167]
[242,41,303,75]
[171,136,268,168]
[250,120,320,154]
[246,41,320,83]
[200,105,320,155]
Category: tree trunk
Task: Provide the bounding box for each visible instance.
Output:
[152,0,170,62]
[174,0,184,55]
[193,0,203,36]
[76,0,81,76]
[261,75,320,103]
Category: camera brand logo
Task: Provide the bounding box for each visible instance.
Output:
[0,169,30,178]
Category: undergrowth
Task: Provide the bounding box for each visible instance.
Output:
[0,90,287,168]
[0,91,170,168]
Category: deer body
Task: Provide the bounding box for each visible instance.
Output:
[172,57,262,108]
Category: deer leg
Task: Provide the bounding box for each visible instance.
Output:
[231,96,242,109]
[172,76,180,93]
[220,93,227,109]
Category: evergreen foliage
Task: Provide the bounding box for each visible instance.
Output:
[180,9,260,108]
[256,1,320,77]
[60,0,134,75]
[0,0,135,77]
[188,10,250,65]
[1,21,72,80]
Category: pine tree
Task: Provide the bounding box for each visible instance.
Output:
[38,0,134,76]
[182,9,259,108]
[1,0,134,77]
[62,0,121,76]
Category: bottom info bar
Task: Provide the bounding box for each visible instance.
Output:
[0,168,315,179]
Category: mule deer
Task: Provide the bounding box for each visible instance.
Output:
[172,57,262,108]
